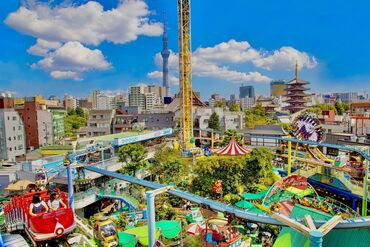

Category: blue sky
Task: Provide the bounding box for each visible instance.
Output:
[1,0,370,99]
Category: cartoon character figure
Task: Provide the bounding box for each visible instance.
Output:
[213,180,223,194]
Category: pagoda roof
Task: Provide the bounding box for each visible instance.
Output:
[285,106,307,110]
[285,99,308,103]
[286,86,310,91]
[285,93,310,97]
[286,78,310,85]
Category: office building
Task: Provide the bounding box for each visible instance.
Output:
[96,94,116,110]
[16,97,53,149]
[270,80,286,97]
[52,111,65,144]
[129,84,146,109]
[0,92,15,109]
[240,97,255,110]
[64,95,78,110]
[0,109,26,161]
[80,109,114,137]
[92,90,101,109]
[333,92,359,103]
[239,85,255,99]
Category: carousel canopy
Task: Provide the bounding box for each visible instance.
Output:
[214,137,251,156]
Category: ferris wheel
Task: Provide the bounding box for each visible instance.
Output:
[291,113,325,143]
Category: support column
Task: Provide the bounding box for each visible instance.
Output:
[362,158,369,216]
[101,150,105,167]
[211,131,214,149]
[288,140,292,176]
[309,231,323,247]
[67,165,74,211]
[147,191,156,247]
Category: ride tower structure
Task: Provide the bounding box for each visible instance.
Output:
[178,0,193,148]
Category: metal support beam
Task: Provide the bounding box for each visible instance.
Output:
[67,165,74,211]
[211,131,214,149]
[362,158,369,216]
[287,140,292,176]
[147,186,174,247]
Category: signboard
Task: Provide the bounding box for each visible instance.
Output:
[113,128,173,147]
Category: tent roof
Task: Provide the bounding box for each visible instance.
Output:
[214,137,251,156]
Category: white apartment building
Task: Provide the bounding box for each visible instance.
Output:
[0,109,26,161]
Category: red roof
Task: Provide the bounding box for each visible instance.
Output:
[214,137,251,156]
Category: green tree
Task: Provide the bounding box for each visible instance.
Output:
[222,129,243,145]
[278,122,292,136]
[334,101,345,115]
[208,112,221,131]
[67,107,76,116]
[150,145,186,185]
[192,147,275,198]
[229,104,240,112]
[244,103,275,128]
[64,115,87,137]
[118,143,148,177]
[75,106,84,117]
[214,101,225,108]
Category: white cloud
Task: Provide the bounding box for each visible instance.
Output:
[253,46,318,71]
[5,0,162,80]
[50,70,82,81]
[34,41,111,80]
[150,40,317,84]
[147,71,179,85]
[5,1,162,45]
[194,40,260,64]
[152,41,271,84]
[27,39,62,56]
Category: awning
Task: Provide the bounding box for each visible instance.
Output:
[286,187,314,198]
[118,232,137,247]
[124,226,160,246]
[156,220,181,239]
[241,190,268,200]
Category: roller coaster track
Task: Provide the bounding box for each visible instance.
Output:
[84,165,370,229]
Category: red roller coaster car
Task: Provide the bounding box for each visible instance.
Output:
[4,189,75,244]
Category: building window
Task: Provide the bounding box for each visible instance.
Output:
[12,116,17,121]
[13,127,15,131]
[9,147,12,151]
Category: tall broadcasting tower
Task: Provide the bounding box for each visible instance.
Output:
[161,13,170,97]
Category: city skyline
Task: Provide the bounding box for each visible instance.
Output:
[1,0,370,99]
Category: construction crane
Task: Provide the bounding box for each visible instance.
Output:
[178,0,193,148]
